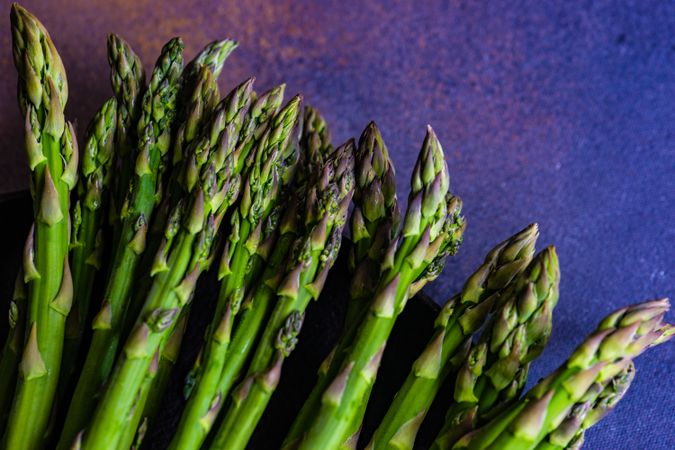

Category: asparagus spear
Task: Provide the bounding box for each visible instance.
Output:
[107,34,145,232]
[0,273,26,434]
[295,105,333,187]
[210,311,305,449]
[116,79,259,450]
[80,78,255,450]
[60,97,118,393]
[168,92,303,450]
[120,63,221,340]
[106,316,190,450]
[119,43,235,350]
[209,139,356,450]
[165,40,236,203]
[533,361,635,450]
[57,37,184,449]
[296,126,466,450]
[349,122,400,306]
[183,39,237,82]
[428,246,560,450]
[366,226,544,450]
[3,6,78,449]
[138,309,190,428]
[454,298,673,450]
[214,90,300,330]
[284,121,399,448]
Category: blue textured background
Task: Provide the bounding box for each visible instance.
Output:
[0,1,673,448]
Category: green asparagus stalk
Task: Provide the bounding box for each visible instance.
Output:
[173,197,300,450]
[107,34,145,232]
[284,121,399,448]
[3,5,78,449]
[106,316,189,450]
[348,122,400,313]
[114,342,164,450]
[124,89,299,450]
[428,246,560,450]
[120,42,234,349]
[60,97,118,394]
[121,63,221,341]
[113,307,192,450]
[57,37,184,449]
[79,78,255,450]
[113,78,259,450]
[533,361,635,450]
[0,273,26,434]
[167,91,303,450]
[453,298,673,450]
[210,311,305,449]
[326,123,406,448]
[214,91,301,328]
[366,226,544,450]
[140,309,190,427]
[209,139,356,450]
[296,126,466,450]
[169,103,329,450]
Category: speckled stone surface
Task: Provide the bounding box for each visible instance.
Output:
[0,1,672,448]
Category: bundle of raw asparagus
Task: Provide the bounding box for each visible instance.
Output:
[0,4,671,450]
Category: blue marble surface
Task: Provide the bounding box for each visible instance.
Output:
[0,1,672,448]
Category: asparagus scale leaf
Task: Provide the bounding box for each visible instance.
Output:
[3,5,77,449]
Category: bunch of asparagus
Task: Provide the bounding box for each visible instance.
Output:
[0,4,672,450]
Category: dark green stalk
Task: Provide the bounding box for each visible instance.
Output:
[0,272,26,435]
[80,78,255,450]
[454,299,673,450]
[214,92,301,324]
[112,353,158,450]
[3,6,77,449]
[141,309,189,427]
[57,38,184,449]
[210,140,356,450]
[296,126,466,450]
[210,312,305,449]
